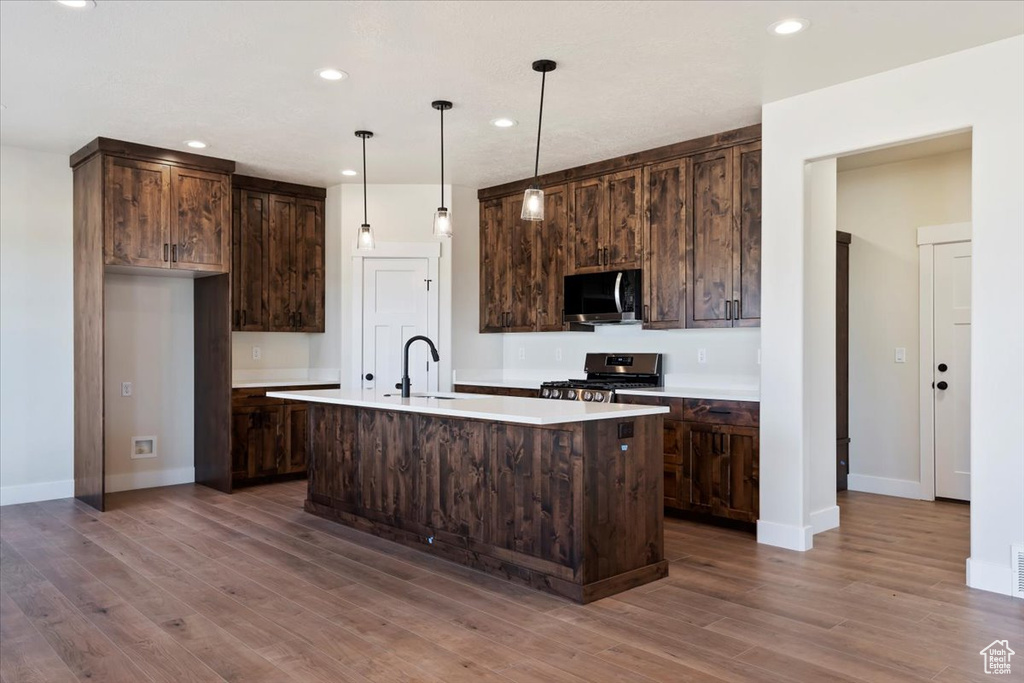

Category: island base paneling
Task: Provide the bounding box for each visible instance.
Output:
[305,404,667,603]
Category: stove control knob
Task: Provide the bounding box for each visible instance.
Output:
[541,388,550,398]
[550,389,560,399]
[583,391,593,401]
[594,393,605,402]
[566,390,577,400]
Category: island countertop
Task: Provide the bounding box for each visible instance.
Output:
[266,388,669,425]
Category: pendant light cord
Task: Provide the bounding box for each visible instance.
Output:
[361,134,368,225]
[533,69,547,183]
[440,107,445,207]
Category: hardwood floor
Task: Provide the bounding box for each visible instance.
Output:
[1,483,1020,682]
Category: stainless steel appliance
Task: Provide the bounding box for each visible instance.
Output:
[563,269,642,325]
[540,353,663,402]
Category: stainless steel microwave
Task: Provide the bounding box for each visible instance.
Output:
[563,269,642,325]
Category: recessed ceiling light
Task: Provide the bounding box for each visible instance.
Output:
[491,118,517,128]
[184,140,207,149]
[769,18,809,35]
[56,0,96,8]
[316,68,348,81]
[341,169,358,176]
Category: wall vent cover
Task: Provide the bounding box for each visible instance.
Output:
[1013,544,1024,599]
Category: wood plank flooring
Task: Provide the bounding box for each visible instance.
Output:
[1,483,1021,682]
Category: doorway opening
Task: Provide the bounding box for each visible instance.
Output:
[830,131,973,566]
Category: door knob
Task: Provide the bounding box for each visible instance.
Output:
[937,363,948,372]
[936,381,949,390]
[364,373,374,381]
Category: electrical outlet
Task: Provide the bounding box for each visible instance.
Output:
[121,381,132,397]
[555,348,562,362]
[252,346,262,361]
[895,347,907,363]
[518,346,526,361]
[697,348,707,364]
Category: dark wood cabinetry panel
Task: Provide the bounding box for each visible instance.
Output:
[479,198,508,332]
[733,142,762,326]
[506,196,536,332]
[171,167,230,273]
[687,148,734,327]
[267,194,296,330]
[715,426,759,522]
[605,168,644,269]
[536,185,568,331]
[231,179,326,333]
[293,198,325,332]
[103,157,171,269]
[230,383,338,487]
[232,189,269,330]
[568,177,604,273]
[305,404,666,603]
[683,422,717,515]
[643,158,689,328]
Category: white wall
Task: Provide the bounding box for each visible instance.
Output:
[839,150,972,496]
[336,183,455,390]
[232,331,311,372]
[500,328,760,386]
[760,36,1023,596]
[0,146,74,505]
[103,274,194,492]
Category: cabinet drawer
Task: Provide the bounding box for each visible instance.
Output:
[615,394,683,419]
[681,399,758,427]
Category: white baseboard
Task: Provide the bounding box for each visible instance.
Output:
[105,467,195,494]
[0,479,75,506]
[847,474,922,499]
[757,519,814,551]
[810,505,841,534]
[967,557,1016,598]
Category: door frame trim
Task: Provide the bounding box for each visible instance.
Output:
[917,222,971,501]
[350,242,441,391]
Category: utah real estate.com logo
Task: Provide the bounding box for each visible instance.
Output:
[980,640,1015,675]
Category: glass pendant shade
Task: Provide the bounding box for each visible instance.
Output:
[357,223,375,250]
[521,187,545,221]
[433,207,453,238]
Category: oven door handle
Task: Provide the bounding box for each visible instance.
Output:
[613,271,624,314]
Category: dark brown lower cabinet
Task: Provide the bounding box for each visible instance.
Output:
[230,383,338,487]
[619,395,759,526]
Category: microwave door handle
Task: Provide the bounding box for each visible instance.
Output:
[613,271,624,313]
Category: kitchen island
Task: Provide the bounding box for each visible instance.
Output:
[267,389,670,602]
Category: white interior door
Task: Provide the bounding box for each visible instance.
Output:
[361,258,434,398]
[933,241,971,501]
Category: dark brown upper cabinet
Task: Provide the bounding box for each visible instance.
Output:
[478,124,761,333]
[643,157,690,329]
[567,168,643,274]
[479,186,569,333]
[230,176,326,333]
[686,142,761,328]
[92,142,232,274]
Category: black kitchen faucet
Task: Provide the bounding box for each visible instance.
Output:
[400,335,440,398]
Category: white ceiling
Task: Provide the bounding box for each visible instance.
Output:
[837,130,973,172]
[1,1,1020,189]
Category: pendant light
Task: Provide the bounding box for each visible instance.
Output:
[354,130,375,250]
[521,59,556,221]
[431,100,453,238]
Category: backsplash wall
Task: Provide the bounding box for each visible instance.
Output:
[500,327,760,386]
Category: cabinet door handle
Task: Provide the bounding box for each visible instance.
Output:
[296,312,302,328]
[597,246,603,266]
[242,310,246,326]
[733,299,740,321]
[709,409,731,415]
[604,247,609,265]
[725,300,732,320]
[643,304,650,323]
[171,244,178,262]
[163,243,169,262]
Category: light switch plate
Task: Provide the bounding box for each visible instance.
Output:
[697,348,707,364]
[121,381,132,397]
[252,346,261,361]
[518,346,526,361]
[895,347,907,363]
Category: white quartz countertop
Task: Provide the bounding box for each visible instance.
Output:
[233,378,342,389]
[616,386,760,402]
[266,389,669,425]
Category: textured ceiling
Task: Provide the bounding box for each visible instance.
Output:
[1,1,1020,189]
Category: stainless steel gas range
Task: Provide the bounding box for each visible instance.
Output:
[540,353,663,403]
